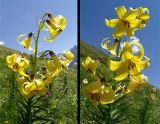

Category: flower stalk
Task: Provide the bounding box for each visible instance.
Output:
[6,12,74,124]
[81,5,150,123]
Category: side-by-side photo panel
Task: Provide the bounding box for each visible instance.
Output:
[0,0,77,124]
[80,0,160,123]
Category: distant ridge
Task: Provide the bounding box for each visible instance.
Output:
[80,41,105,59]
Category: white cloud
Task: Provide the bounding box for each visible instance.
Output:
[132,44,140,54]
[129,36,140,54]
[129,36,140,42]
[0,41,5,46]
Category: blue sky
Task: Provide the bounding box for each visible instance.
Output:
[0,0,77,54]
[80,0,160,88]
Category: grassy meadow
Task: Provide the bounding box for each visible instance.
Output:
[0,46,77,124]
[80,41,160,124]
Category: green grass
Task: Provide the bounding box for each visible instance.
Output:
[80,41,160,124]
[80,41,106,59]
[0,46,77,124]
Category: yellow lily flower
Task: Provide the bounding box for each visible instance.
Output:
[45,60,62,85]
[46,54,62,75]
[48,14,67,30]
[83,81,115,104]
[46,59,61,75]
[101,38,118,56]
[20,79,47,97]
[61,51,74,66]
[82,56,99,75]
[44,14,67,42]
[44,54,64,84]
[105,6,141,39]
[33,79,45,91]
[21,81,36,97]
[6,54,29,77]
[17,33,34,51]
[123,75,147,94]
[136,7,150,29]
[108,41,150,81]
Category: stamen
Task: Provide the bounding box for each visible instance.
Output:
[141,20,146,24]
[13,63,19,69]
[122,19,130,28]
[128,60,136,70]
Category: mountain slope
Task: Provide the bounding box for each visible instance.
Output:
[80,41,105,59]
[80,41,160,124]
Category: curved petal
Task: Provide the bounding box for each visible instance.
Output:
[114,62,129,81]
[100,87,115,104]
[129,19,141,28]
[64,51,74,61]
[123,9,137,20]
[20,83,30,95]
[44,25,60,42]
[82,57,98,75]
[20,38,31,49]
[115,6,126,19]
[122,42,133,60]
[105,19,119,28]
[114,70,129,81]
[48,20,59,30]
[130,41,144,60]
[137,7,149,16]
[140,13,150,21]
[137,7,145,15]
[20,82,35,97]
[135,57,150,70]
[108,41,118,55]
[54,15,67,30]
[6,54,16,64]
[82,56,92,67]
[19,58,29,69]
[101,38,109,49]
[83,81,102,100]
[108,60,124,71]
[101,38,117,55]
[127,77,146,93]
[16,34,26,43]
[129,67,143,81]
[34,79,45,90]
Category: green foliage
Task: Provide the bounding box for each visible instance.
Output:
[80,41,106,59]
[0,46,77,124]
[80,41,160,124]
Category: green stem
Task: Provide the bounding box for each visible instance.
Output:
[23,14,47,124]
[33,27,41,74]
[33,15,46,74]
[23,97,32,124]
[116,39,121,60]
[105,104,112,124]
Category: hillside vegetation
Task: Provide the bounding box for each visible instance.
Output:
[0,46,77,124]
[80,41,160,124]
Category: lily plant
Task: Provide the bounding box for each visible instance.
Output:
[81,5,150,123]
[6,12,74,124]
